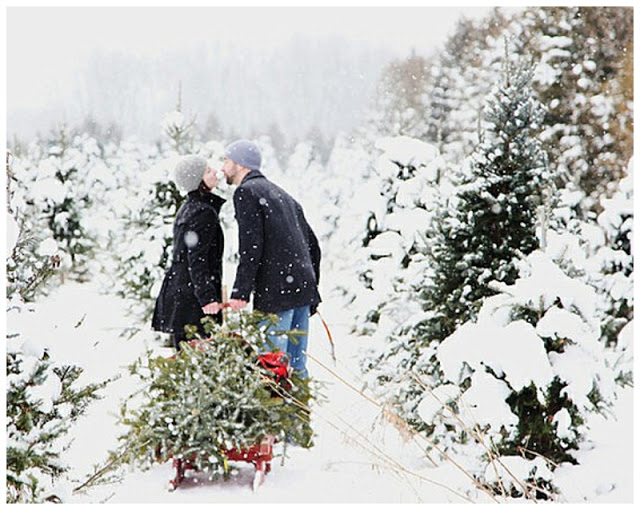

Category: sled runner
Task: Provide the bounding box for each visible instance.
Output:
[168,433,276,492]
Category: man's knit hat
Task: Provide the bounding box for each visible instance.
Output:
[224,139,262,171]
[174,155,207,193]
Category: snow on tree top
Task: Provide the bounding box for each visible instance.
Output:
[617,320,633,353]
[161,110,187,129]
[437,319,554,397]
[536,306,600,350]
[36,238,59,257]
[375,136,439,168]
[460,370,519,431]
[539,35,574,51]
[503,250,599,324]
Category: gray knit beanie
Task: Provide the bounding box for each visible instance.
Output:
[224,139,262,171]
[174,155,207,193]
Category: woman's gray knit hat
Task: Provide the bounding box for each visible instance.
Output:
[224,139,262,171]
[174,155,207,193]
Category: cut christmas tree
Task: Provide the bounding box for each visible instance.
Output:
[118,310,316,480]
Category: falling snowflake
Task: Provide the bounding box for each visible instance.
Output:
[185,231,199,248]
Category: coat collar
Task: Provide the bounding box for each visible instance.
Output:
[240,169,265,185]
[187,190,226,212]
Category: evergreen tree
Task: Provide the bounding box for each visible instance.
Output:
[6,155,108,503]
[112,157,182,331]
[425,249,618,499]
[420,49,552,344]
[10,125,103,282]
[424,9,519,165]
[593,159,633,355]
[161,84,198,155]
[361,50,554,437]
[6,152,61,301]
[318,133,380,308]
[523,6,633,211]
[545,157,633,382]
[352,135,442,337]
[372,50,432,140]
[284,140,325,187]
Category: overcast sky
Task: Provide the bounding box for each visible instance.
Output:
[7,6,496,144]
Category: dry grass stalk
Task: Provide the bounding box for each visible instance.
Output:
[306,351,501,503]
[410,370,546,501]
[263,375,476,503]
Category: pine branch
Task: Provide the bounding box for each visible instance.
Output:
[72,439,151,494]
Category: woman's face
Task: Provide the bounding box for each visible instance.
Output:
[202,165,219,190]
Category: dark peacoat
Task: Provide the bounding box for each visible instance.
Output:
[230,170,321,314]
[152,190,225,336]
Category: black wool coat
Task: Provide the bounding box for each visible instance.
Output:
[230,170,321,314]
[152,191,225,335]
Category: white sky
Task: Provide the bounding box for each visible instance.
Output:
[7,6,495,111]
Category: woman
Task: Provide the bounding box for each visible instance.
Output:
[152,155,225,350]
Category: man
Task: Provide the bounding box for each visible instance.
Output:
[221,139,321,378]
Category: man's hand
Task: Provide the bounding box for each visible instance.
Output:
[202,302,222,315]
[228,299,248,311]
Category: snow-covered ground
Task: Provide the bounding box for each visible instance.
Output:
[23,278,634,504]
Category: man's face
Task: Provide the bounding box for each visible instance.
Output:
[222,157,240,185]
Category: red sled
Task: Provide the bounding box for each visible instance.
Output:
[167,343,290,492]
[168,434,276,492]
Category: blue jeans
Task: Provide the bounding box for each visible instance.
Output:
[265,305,310,379]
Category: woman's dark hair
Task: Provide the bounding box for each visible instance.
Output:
[197,180,210,195]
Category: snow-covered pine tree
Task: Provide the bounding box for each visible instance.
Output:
[361,48,554,435]
[592,158,633,377]
[544,157,633,383]
[110,145,175,331]
[419,47,552,345]
[316,133,379,308]
[422,249,618,499]
[6,153,61,301]
[308,134,369,248]
[282,139,331,236]
[350,135,442,339]
[424,9,521,165]
[371,50,431,140]
[10,125,103,282]
[162,83,197,154]
[6,156,108,504]
[523,6,633,212]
